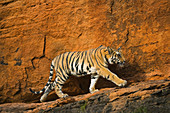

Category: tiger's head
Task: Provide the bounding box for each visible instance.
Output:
[105,47,125,67]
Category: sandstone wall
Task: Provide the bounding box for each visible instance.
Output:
[0,0,169,103]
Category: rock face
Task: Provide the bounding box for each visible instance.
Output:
[0,0,169,104]
[0,80,169,113]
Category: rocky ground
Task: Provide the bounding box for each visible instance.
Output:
[0,79,169,113]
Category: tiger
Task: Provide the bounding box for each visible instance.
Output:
[30,45,127,102]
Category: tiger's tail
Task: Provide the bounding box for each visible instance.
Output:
[29,60,55,94]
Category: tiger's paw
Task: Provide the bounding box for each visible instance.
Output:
[40,94,48,102]
[117,80,127,87]
[90,89,99,94]
[61,93,69,98]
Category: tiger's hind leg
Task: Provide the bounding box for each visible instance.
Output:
[54,84,69,98]
[89,75,99,94]
[54,76,69,98]
[40,82,54,102]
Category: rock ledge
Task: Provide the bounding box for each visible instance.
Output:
[0,79,169,113]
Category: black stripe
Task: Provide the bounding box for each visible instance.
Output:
[89,49,94,66]
[107,75,110,79]
[51,64,54,68]
[86,52,91,68]
[76,64,79,73]
[96,52,106,68]
[30,85,46,94]
[76,51,80,57]
[54,57,58,67]
[66,52,71,71]
[96,49,103,61]
[75,60,79,73]
[50,72,53,75]
[99,45,103,47]
[94,48,102,68]
[45,82,50,86]
[59,67,67,80]
[48,79,51,82]
[71,56,76,72]
[30,88,36,94]
[49,73,53,77]
[105,55,109,63]
[50,68,53,71]
[75,57,80,68]
[99,48,105,58]
[55,80,64,86]
[84,51,87,60]
[89,62,91,68]
[82,72,87,75]
[69,52,75,64]
[35,88,45,94]
[41,88,45,92]
[95,47,107,68]
[81,58,85,73]
[49,64,54,82]
[57,73,65,82]
[98,59,106,67]
[87,66,89,71]
[80,51,84,59]
[56,84,60,88]
[91,76,95,79]
[70,52,76,72]
[61,53,66,70]
[66,72,71,76]
[49,69,53,82]
[81,51,87,73]
[59,84,64,86]
[56,54,62,69]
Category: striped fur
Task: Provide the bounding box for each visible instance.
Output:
[30,45,127,102]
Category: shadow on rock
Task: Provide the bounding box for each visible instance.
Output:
[108,61,145,85]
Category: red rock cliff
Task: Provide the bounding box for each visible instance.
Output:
[0,0,169,103]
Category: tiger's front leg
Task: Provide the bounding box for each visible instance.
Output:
[98,68,127,87]
[89,75,99,93]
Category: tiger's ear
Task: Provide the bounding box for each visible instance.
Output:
[107,46,112,54]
